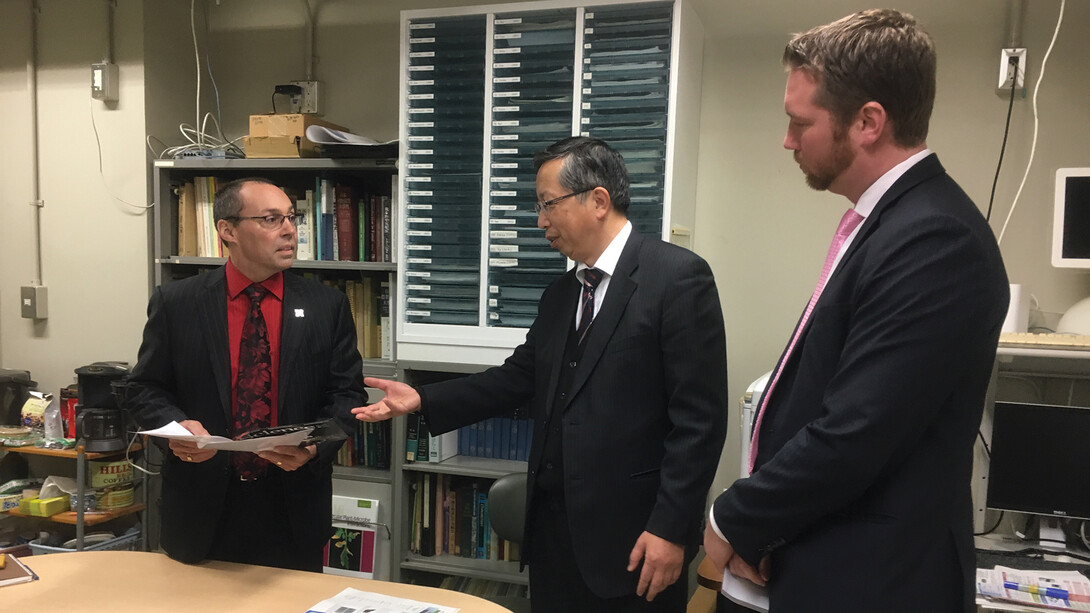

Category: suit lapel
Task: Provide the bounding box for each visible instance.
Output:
[564,232,642,406]
[197,268,232,423]
[279,274,303,420]
[541,271,580,418]
[791,153,947,349]
[834,153,945,277]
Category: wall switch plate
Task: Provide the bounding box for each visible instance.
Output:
[290,80,321,114]
[91,62,119,102]
[998,48,1026,90]
[20,285,47,319]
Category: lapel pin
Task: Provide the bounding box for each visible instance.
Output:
[295,309,305,318]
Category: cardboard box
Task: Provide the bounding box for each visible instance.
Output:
[245,114,347,158]
[20,495,70,517]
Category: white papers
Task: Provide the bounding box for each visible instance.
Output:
[977,565,1090,611]
[305,587,458,613]
[721,570,770,613]
[137,421,312,452]
[305,125,397,146]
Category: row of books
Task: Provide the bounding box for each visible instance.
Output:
[405,414,533,464]
[333,420,392,470]
[316,277,392,361]
[408,472,520,563]
[172,177,395,263]
[175,177,226,258]
[295,181,396,263]
[434,575,527,600]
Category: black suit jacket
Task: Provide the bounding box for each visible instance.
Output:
[713,155,1009,612]
[421,230,728,598]
[126,267,365,563]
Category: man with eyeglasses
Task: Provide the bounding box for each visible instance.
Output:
[127,177,365,571]
[354,137,728,611]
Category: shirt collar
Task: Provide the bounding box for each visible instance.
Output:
[578,220,632,279]
[225,259,284,301]
[853,148,932,219]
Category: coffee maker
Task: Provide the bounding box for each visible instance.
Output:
[74,362,130,452]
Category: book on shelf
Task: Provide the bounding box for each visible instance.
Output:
[332,419,390,470]
[420,473,436,557]
[295,190,314,261]
[454,417,533,462]
[405,412,420,462]
[324,495,381,580]
[177,181,197,257]
[415,413,430,462]
[428,428,458,463]
[378,281,393,360]
[334,185,358,261]
[319,178,334,261]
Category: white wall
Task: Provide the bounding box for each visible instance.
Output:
[2,0,1088,494]
[695,0,1090,488]
[0,0,149,394]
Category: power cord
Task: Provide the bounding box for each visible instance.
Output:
[146,0,242,160]
[126,430,160,477]
[272,84,304,114]
[985,56,1019,223]
[89,99,152,211]
[997,0,1066,245]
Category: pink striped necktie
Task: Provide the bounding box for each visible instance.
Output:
[748,208,864,473]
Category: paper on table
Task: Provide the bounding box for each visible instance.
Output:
[304,125,397,146]
[977,565,1090,612]
[721,570,770,613]
[137,421,312,452]
[305,587,458,613]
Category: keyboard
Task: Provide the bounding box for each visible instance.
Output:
[999,332,1090,351]
[977,548,1090,577]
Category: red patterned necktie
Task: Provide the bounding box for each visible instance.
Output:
[234,284,273,479]
[748,209,864,473]
[577,268,604,345]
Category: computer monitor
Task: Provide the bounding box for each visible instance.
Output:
[986,401,1090,549]
[1052,168,1090,269]
[1051,169,1090,334]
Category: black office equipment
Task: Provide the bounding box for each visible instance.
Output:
[987,401,1090,550]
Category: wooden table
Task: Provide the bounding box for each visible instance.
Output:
[2,550,513,612]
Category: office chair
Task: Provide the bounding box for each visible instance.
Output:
[487,472,527,543]
[487,472,530,612]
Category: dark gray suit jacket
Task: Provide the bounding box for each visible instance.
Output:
[127,267,365,563]
[713,154,1009,612]
[421,230,728,598]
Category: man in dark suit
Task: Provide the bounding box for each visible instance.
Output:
[704,10,1009,612]
[127,178,365,571]
[356,136,727,611]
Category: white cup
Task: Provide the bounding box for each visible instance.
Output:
[1002,284,1030,333]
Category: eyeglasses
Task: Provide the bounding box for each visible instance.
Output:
[534,187,595,214]
[226,213,304,229]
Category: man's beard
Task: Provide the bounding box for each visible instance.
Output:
[802,127,854,191]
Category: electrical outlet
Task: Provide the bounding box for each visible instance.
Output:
[290,80,321,114]
[20,285,48,319]
[91,61,119,102]
[998,48,1026,90]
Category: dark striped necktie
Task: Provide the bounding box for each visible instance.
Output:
[234,284,272,479]
[576,268,604,345]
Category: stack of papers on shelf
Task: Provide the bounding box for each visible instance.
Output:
[305,587,458,613]
[977,565,1090,611]
[304,126,398,158]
